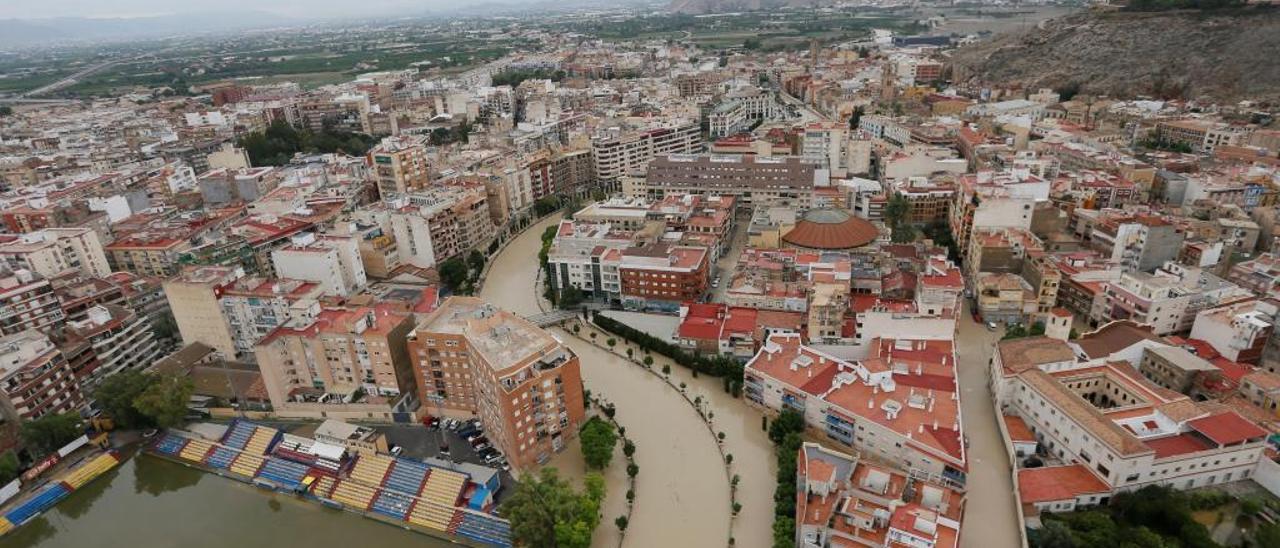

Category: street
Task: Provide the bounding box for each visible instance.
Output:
[954,301,1023,548]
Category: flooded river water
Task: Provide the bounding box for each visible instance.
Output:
[482,213,741,547]
[1,453,446,548]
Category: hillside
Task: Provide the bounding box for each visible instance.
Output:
[948,8,1280,103]
[668,0,826,15]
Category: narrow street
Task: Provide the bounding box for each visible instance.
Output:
[954,302,1023,548]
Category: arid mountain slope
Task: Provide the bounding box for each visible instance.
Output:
[949,8,1280,102]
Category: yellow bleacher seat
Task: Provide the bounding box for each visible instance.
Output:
[230,453,265,477]
[179,440,213,463]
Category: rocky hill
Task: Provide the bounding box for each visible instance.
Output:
[948,8,1280,103]
[668,0,825,15]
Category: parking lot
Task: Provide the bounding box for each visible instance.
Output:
[378,422,517,502]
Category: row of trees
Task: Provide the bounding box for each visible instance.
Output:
[768,409,806,548]
[237,120,377,167]
[590,312,745,396]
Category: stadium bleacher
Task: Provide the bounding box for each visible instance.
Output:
[256,457,310,490]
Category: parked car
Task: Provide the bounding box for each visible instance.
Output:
[473,443,491,452]
[469,436,489,447]
[484,453,504,465]
[439,443,451,456]
[389,445,403,456]
[987,321,999,331]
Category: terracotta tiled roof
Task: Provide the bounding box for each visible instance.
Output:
[997,337,1075,374]
[782,209,879,250]
[1017,464,1109,504]
[1074,321,1162,360]
[1188,412,1267,446]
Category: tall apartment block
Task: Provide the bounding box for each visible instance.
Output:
[406,297,584,470]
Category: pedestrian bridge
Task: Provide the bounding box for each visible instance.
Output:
[522,310,580,328]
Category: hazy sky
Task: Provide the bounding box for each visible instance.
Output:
[0,0,517,19]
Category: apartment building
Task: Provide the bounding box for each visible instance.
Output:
[1087,215,1184,273]
[948,170,1046,252]
[633,154,817,208]
[0,228,111,279]
[197,167,281,206]
[406,297,585,470]
[975,273,1037,324]
[386,189,497,268]
[808,282,850,344]
[527,148,596,199]
[572,198,651,230]
[964,227,1044,286]
[105,208,243,278]
[795,442,963,548]
[617,243,710,313]
[546,220,633,304]
[255,305,417,420]
[801,122,872,178]
[746,334,968,488]
[1188,299,1276,365]
[369,136,431,198]
[271,232,367,298]
[708,101,751,138]
[1137,345,1220,395]
[593,120,706,181]
[225,214,315,277]
[890,177,954,226]
[0,268,64,337]
[993,337,1268,503]
[1102,263,1251,336]
[162,266,244,359]
[219,277,323,360]
[0,331,84,422]
[60,304,164,391]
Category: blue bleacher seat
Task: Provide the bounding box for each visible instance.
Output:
[256,458,310,489]
[454,512,512,547]
[4,483,71,525]
[205,446,238,469]
[370,490,413,520]
[153,435,188,455]
[384,459,429,494]
[220,421,256,450]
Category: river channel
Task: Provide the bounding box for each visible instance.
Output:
[0,452,447,548]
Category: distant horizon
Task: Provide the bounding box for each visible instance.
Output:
[0,0,567,20]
